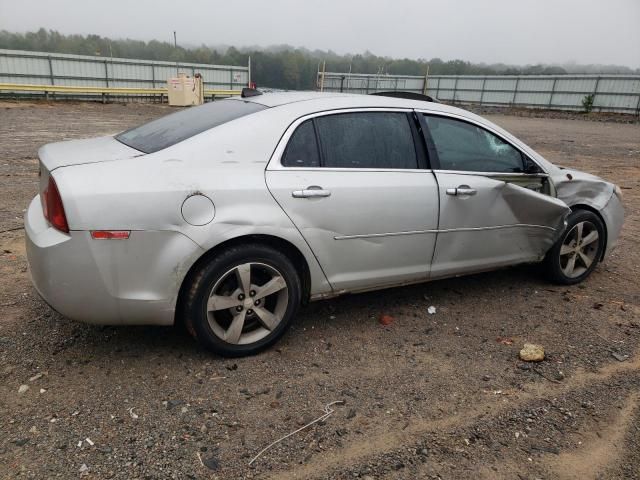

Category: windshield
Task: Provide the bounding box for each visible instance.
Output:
[115,99,267,153]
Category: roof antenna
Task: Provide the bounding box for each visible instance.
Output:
[241,87,262,98]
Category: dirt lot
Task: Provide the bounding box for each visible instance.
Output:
[1,101,639,480]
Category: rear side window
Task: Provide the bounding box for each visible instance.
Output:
[424,115,524,173]
[314,112,417,169]
[116,100,267,153]
[282,120,320,167]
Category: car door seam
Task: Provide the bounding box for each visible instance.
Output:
[418,111,443,276]
[262,169,334,292]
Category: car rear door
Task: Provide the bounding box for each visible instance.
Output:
[266,109,439,292]
[418,112,570,279]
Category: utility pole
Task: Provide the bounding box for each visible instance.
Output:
[423,64,429,96]
[173,31,178,75]
[320,60,326,92]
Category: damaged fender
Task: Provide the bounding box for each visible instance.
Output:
[551,167,623,257]
[552,168,614,211]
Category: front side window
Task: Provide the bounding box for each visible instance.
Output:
[424,115,524,173]
[314,112,418,169]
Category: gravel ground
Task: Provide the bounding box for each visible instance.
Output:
[0,101,639,480]
[468,106,640,125]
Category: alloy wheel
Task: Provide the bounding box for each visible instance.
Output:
[559,220,600,278]
[206,262,289,345]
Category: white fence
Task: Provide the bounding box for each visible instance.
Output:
[318,72,640,115]
[0,49,250,99]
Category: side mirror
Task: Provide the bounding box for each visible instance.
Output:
[523,156,543,174]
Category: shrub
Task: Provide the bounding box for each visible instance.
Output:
[582,94,595,113]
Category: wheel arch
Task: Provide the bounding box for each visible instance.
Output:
[175,234,312,325]
[568,203,608,261]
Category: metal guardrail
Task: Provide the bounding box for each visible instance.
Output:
[0,83,242,103]
[0,82,241,101]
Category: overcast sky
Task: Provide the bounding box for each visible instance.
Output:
[1,0,639,67]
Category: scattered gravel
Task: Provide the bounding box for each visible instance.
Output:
[1,101,639,479]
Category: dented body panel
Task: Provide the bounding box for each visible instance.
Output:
[25,92,624,326]
[552,168,615,211]
[430,173,569,278]
[550,167,623,258]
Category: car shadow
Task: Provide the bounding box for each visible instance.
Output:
[28,262,557,362]
[296,262,550,327]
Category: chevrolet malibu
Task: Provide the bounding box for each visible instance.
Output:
[25,91,624,356]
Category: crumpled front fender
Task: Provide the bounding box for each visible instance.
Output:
[551,167,623,258]
[552,168,614,211]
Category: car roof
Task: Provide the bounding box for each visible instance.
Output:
[233,91,346,107]
[229,90,463,115]
[225,90,558,174]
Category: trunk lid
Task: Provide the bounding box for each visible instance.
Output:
[38,136,144,214]
[38,135,143,172]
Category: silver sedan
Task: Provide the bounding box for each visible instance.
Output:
[25,91,624,356]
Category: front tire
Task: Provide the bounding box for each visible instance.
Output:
[181,244,302,357]
[543,209,605,285]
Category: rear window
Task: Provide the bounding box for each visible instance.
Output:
[115,99,267,153]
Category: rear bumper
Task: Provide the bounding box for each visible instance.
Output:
[25,196,204,326]
[601,191,624,259]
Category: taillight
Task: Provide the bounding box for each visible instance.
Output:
[41,176,69,233]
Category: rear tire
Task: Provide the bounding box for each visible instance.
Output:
[181,244,302,357]
[543,209,605,285]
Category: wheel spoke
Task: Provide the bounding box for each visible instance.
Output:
[207,261,289,346]
[235,264,252,295]
[207,294,241,312]
[225,310,246,344]
[563,253,576,276]
[560,244,574,256]
[253,306,280,331]
[254,275,287,300]
[581,230,598,247]
[575,222,584,243]
[578,251,593,269]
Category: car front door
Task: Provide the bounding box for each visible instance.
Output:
[266,109,439,292]
[419,113,570,279]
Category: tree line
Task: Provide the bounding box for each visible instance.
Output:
[1,29,637,90]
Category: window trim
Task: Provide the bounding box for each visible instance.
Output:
[416,110,548,176]
[268,107,427,172]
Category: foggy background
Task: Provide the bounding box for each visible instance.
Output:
[1,0,639,68]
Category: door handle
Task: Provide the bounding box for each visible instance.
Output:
[446,185,477,196]
[292,186,332,198]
